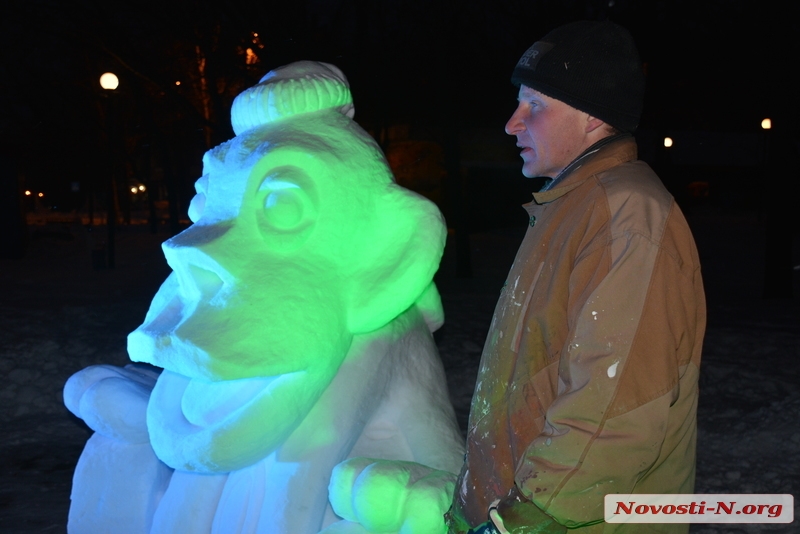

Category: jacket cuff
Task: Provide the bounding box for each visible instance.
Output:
[495,485,567,533]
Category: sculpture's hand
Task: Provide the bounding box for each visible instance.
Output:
[63,363,160,443]
[324,457,456,534]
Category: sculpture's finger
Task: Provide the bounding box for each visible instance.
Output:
[350,461,413,531]
[64,364,158,420]
[329,457,378,521]
[63,364,128,418]
[399,470,456,534]
[79,376,151,443]
[330,458,457,533]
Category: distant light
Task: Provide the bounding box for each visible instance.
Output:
[38,192,44,198]
[175,81,181,86]
[245,48,258,65]
[25,190,31,196]
[99,72,119,90]
[761,118,772,130]
[131,187,138,194]
[664,137,674,148]
[253,32,258,37]
[138,185,146,192]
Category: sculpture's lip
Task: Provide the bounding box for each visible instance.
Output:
[148,369,311,472]
[128,329,204,378]
[180,372,283,428]
[128,329,265,383]
[143,294,192,339]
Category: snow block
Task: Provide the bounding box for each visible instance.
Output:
[68,433,172,534]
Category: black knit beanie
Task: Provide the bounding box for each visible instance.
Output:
[511,20,645,133]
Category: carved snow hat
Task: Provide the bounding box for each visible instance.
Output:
[231,60,355,135]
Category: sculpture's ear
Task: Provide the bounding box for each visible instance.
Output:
[345,187,446,334]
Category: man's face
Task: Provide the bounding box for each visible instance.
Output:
[505,85,593,179]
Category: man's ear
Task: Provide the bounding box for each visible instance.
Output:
[344,186,446,334]
[585,115,606,134]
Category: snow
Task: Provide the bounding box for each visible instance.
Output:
[1,204,798,533]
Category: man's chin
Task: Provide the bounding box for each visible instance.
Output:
[521,167,541,179]
[520,159,539,178]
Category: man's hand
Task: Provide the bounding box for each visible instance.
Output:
[325,458,457,534]
[465,521,501,534]
[488,505,509,533]
[492,488,568,534]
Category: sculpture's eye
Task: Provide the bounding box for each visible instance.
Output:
[263,183,309,231]
[257,167,317,244]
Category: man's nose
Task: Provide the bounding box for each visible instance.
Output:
[505,105,524,136]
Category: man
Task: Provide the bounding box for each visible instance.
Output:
[445,20,706,533]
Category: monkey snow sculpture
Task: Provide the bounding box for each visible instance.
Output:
[64,61,464,534]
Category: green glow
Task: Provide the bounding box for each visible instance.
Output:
[126,61,447,473]
[329,458,456,533]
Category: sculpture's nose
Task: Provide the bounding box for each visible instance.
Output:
[161,223,233,305]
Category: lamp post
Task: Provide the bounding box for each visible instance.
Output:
[760,116,793,298]
[100,72,119,268]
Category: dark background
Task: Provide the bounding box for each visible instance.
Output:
[0,2,798,532]
[0,0,800,212]
[1,0,798,295]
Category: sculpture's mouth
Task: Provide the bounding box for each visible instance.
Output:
[127,268,238,381]
[128,322,210,380]
[180,373,280,427]
[144,257,229,336]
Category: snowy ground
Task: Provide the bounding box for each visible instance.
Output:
[1,204,798,533]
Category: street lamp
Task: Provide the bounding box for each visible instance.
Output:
[99,72,119,90]
[100,72,119,268]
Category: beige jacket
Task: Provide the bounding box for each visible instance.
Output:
[448,137,705,533]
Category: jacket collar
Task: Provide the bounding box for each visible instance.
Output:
[531,135,638,205]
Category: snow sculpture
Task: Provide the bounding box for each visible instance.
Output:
[63,61,464,533]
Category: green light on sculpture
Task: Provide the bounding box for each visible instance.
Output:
[329,458,456,533]
[126,61,447,473]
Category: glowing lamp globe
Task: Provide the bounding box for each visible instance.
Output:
[99,72,119,90]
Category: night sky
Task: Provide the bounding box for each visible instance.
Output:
[1,0,797,215]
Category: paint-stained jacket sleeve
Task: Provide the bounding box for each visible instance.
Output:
[499,202,704,530]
